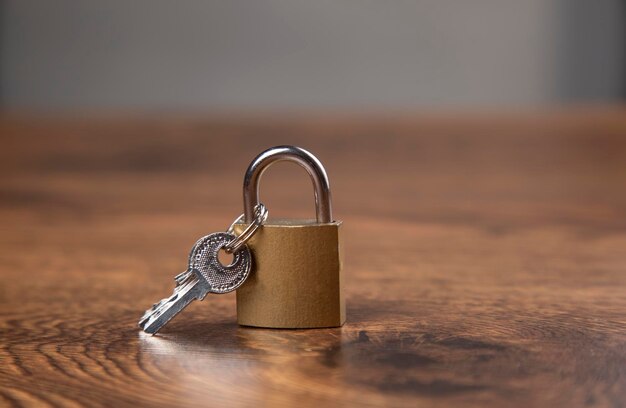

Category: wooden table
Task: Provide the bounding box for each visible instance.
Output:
[1,110,625,407]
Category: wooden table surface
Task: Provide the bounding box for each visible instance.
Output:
[1,110,625,407]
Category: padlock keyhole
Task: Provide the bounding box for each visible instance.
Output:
[218,248,235,267]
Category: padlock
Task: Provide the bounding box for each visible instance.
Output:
[234,146,345,328]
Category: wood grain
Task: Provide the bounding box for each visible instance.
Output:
[0,109,625,407]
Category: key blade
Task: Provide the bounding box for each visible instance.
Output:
[138,270,200,328]
[138,272,210,334]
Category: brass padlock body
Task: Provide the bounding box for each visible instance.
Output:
[235,219,345,328]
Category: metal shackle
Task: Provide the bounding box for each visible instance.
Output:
[243,146,333,224]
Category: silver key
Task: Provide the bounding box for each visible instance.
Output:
[138,232,252,334]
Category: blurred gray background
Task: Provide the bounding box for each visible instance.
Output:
[1,0,624,111]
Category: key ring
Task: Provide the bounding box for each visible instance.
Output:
[224,203,268,253]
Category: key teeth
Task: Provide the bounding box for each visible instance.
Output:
[139,319,160,335]
[137,294,172,328]
[138,271,194,333]
[174,269,192,285]
[138,297,169,333]
[138,301,184,335]
[138,276,207,335]
[138,309,155,328]
[138,310,165,334]
[138,310,155,330]
[138,304,170,334]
